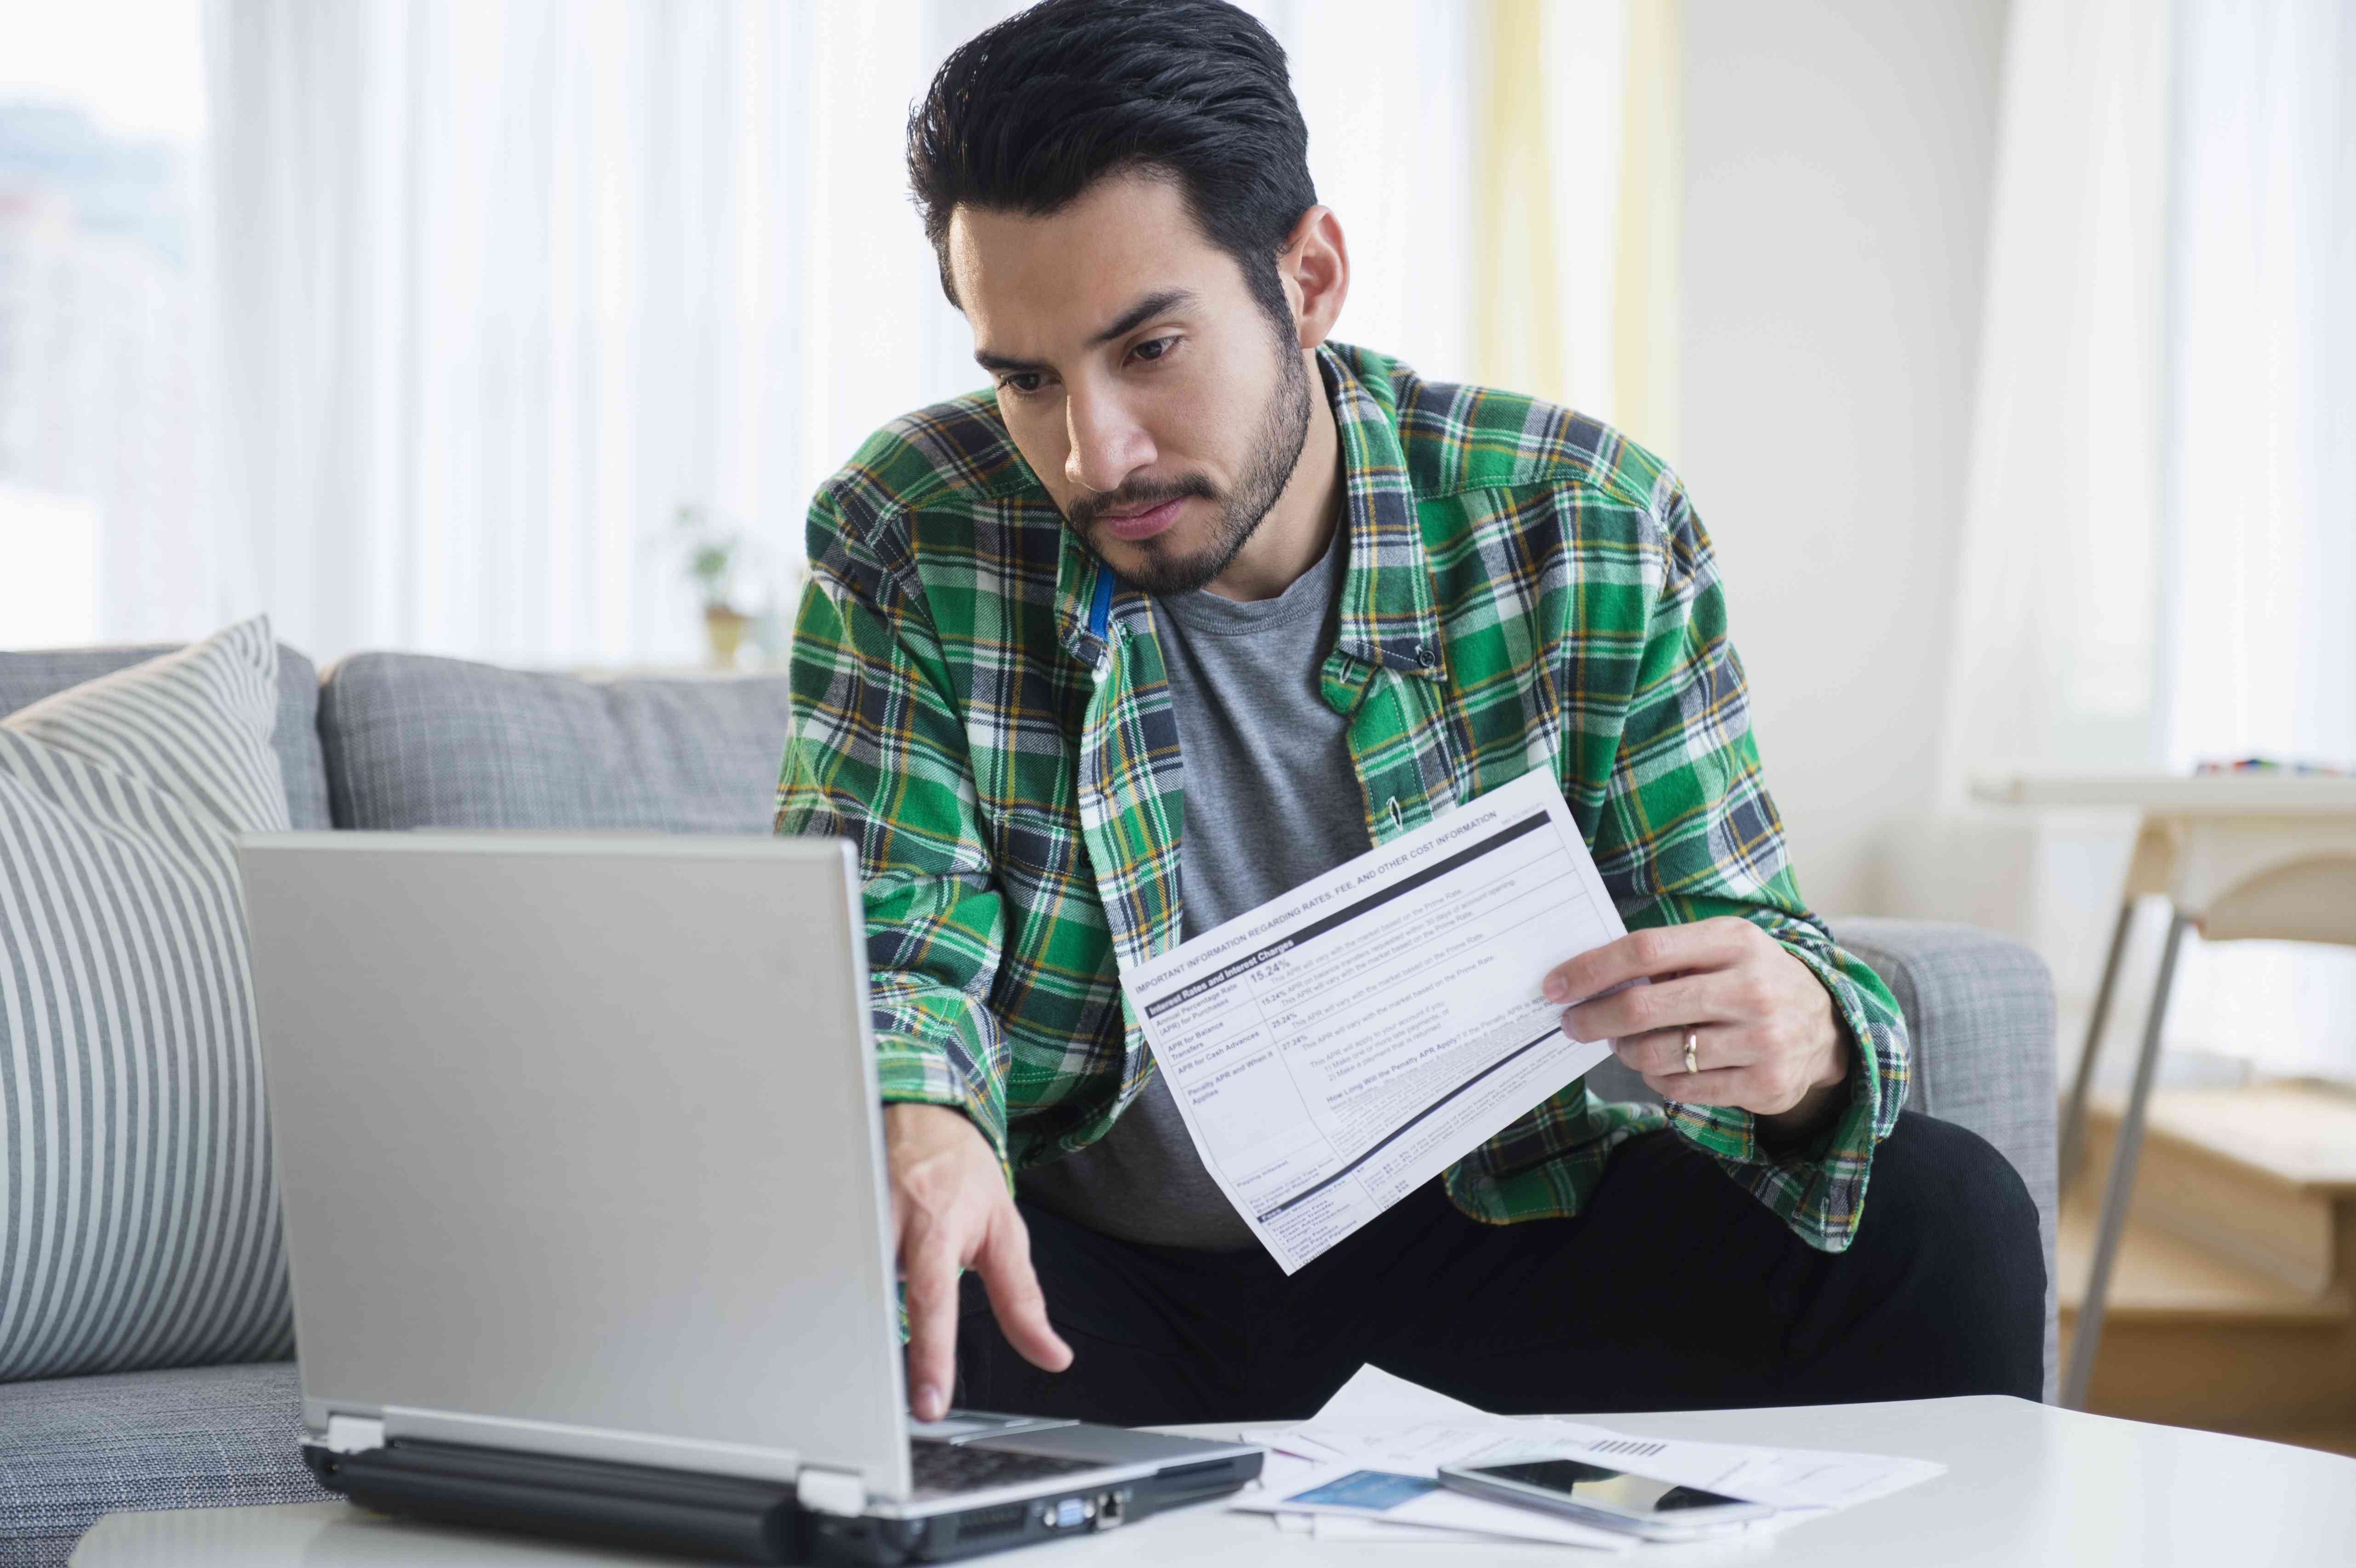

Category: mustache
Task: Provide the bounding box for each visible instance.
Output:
[1067,475,1218,532]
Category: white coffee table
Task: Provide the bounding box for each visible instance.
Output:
[68,1396,2356,1567]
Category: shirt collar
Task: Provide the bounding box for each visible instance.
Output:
[1055,342,1443,681]
[1322,343,1444,680]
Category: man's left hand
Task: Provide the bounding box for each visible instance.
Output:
[1543,917,1850,1139]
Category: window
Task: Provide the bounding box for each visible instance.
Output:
[0,1,210,647]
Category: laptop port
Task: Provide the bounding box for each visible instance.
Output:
[1048,1496,1090,1530]
[957,1502,1026,1541]
[1096,1491,1125,1529]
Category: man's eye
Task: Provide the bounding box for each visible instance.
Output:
[1131,337,1176,363]
[1000,373,1045,396]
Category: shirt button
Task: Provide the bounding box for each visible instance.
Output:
[1413,643,1436,669]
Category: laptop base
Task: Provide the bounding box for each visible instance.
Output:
[303,1438,1257,1565]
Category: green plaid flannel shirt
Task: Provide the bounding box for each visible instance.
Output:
[777,343,1909,1253]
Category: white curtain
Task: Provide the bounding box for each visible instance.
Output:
[1449,0,1681,451]
[1884,0,2172,1003]
[2159,0,2356,1081]
[2162,0,2356,775]
[1924,0,2356,1083]
[0,0,214,649]
[204,0,1493,669]
[207,0,1014,668]
[1936,0,2173,797]
[1266,0,1481,389]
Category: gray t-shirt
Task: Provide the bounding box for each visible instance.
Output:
[1017,519,1369,1249]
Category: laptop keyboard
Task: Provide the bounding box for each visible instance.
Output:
[910,1439,1104,1496]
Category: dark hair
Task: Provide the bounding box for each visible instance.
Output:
[907,0,1316,327]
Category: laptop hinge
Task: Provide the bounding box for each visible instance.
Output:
[323,1414,387,1455]
[794,1464,867,1518]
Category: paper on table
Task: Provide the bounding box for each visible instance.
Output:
[1239,1368,1614,1547]
[1238,1364,1942,1541]
[1302,1513,1548,1544]
[1244,1363,1543,1464]
[1269,1494,1550,1545]
[1529,1421,1946,1511]
[1234,1456,1635,1551]
[1277,1413,1943,1515]
[1241,1373,1617,1547]
[1295,1362,1498,1428]
[1125,769,1624,1272]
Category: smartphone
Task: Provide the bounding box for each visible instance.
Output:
[1435,1457,1775,1540]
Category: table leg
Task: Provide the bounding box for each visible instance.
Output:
[2059,902,2138,1193]
[2062,908,2190,1411]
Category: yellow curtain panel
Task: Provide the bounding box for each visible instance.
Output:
[1475,0,1681,455]
[1612,0,1681,457]
[1474,0,1567,405]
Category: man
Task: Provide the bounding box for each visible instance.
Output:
[778,0,2043,1427]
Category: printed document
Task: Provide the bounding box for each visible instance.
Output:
[1234,1456,1635,1549]
[1125,768,1624,1272]
[1234,1365,1944,1545]
[1533,1422,1945,1511]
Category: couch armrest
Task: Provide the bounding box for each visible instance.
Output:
[1830,916,2059,1402]
[1580,916,2059,1400]
[1832,917,2056,1185]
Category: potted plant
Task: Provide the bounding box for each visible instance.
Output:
[675,505,749,668]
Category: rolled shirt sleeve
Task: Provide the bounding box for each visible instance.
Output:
[1590,470,1910,1253]
[774,488,1015,1172]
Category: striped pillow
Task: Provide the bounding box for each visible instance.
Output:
[0,617,296,1380]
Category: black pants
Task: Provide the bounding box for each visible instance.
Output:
[955,1111,2046,1425]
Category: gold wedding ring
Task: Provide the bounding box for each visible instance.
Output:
[1682,1028,1699,1076]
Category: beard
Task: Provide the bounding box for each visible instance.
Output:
[1065,336,1315,597]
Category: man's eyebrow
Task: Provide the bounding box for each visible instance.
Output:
[972,288,1199,373]
[1090,287,1195,345]
[973,347,1044,374]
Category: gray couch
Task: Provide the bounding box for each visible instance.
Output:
[0,641,2059,1567]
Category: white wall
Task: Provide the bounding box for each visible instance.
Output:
[1676,0,2009,915]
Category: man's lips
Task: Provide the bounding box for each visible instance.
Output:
[1095,496,1186,543]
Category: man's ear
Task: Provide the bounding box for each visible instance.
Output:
[1277,205,1349,352]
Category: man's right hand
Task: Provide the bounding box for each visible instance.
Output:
[885,1103,1073,1422]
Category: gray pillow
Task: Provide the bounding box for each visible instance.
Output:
[0,617,295,1380]
[0,641,331,831]
[319,652,795,834]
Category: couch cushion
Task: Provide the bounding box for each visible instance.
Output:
[319,653,795,833]
[0,1361,324,1568]
[0,642,331,831]
[0,618,296,1382]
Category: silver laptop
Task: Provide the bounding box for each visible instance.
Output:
[238,833,1261,1564]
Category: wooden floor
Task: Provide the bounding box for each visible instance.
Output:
[2060,1083,2356,1456]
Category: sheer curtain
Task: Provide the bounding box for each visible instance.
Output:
[1935,0,2172,796]
[208,0,1007,668]
[2159,0,2356,1081]
[204,0,1677,669]
[1921,0,2356,1083]
[0,0,215,649]
[2163,0,2356,778]
[205,0,1509,668]
[1877,0,2170,1013]
[1459,0,1681,454]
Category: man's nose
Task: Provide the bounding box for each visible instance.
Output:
[1063,383,1154,496]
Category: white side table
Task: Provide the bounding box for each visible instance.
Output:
[1969,772,2356,1407]
[69,1397,2356,1568]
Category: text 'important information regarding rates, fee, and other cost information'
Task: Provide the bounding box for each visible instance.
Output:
[1127,769,1627,1273]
